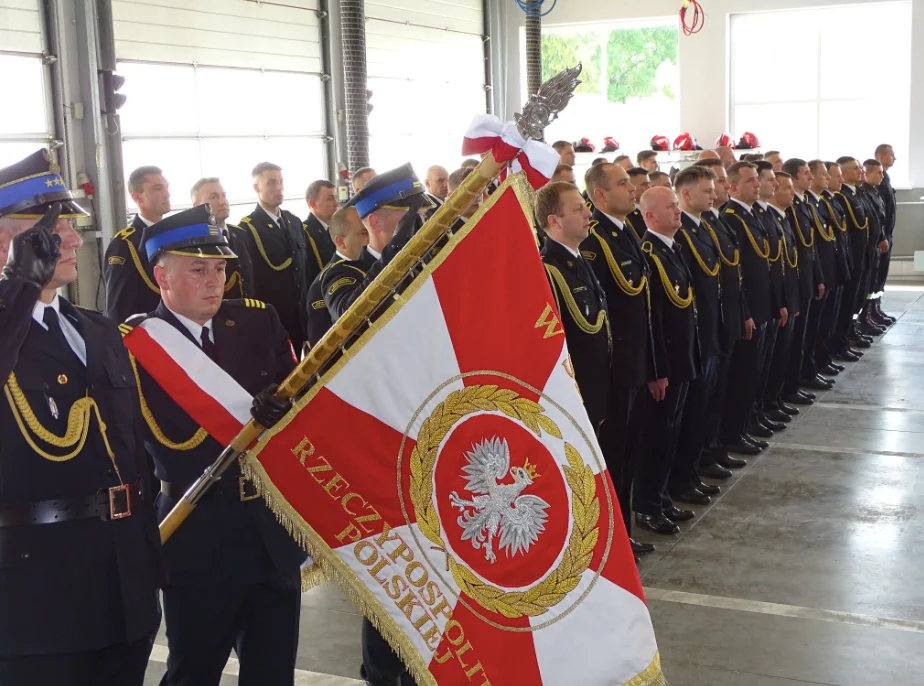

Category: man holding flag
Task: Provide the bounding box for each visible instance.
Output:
[120,205,304,686]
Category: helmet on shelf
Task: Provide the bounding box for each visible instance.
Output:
[715,133,735,148]
[673,132,700,151]
[573,137,595,153]
[650,135,670,152]
[601,136,620,153]
[737,131,761,149]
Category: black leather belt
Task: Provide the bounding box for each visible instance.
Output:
[160,475,258,503]
[0,483,140,528]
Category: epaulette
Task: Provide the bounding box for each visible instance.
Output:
[115,225,136,239]
[724,207,736,213]
[225,298,266,309]
[581,250,597,261]
[319,258,344,277]
[118,322,134,338]
[227,222,244,233]
[642,240,653,251]
[239,216,254,226]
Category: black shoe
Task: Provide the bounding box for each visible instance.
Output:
[671,488,711,506]
[747,422,774,438]
[630,538,655,555]
[857,321,885,336]
[635,512,680,535]
[723,438,760,455]
[783,392,814,406]
[776,401,799,416]
[821,363,842,376]
[695,480,721,495]
[664,505,696,522]
[743,435,769,449]
[874,301,897,324]
[798,389,816,400]
[759,415,786,432]
[801,376,833,391]
[848,335,872,349]
[870,311,892,327]
[828,362,846,372]
[834,349,860,362]
[816,373,835,385]
[719,453,748,468]
[764,408,791,423]
[700,463,734,479]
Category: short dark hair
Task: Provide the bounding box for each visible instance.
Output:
[627,167,649,179]
[460,158,479,169]
[765,150,781,158]
[613,154,630,164]
[673,165,715,189]
[251,162,282,178]
[742,153,764,162]
[694,158,724,171]
[552,141,572,152]
[781,158,807,177]
[650,170,670,181]
[306,179,334,203]
[727,161,757,184]
[553,163,574,175]
[448,167,472,193]
[591,157,607,166]
[754,160,774,175]
[190,176,220,202]
[825,161,840,172]
[874,143,893,157]
[637,150,657,164]
[836,156,857,166]
[584,163,615,198]
[805,160,825,175]
[129,165,163,194]
[352,166,375,181]
[535,181,579,229]
[774,171,792,180]
[863,158,882,168]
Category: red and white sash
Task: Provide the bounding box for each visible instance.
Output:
[124,318,252,445]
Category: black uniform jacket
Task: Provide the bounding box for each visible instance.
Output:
[879,171,897,240]
[787,195,824,300]
[641,230,700,384]
[238,205,311,351]
[678,212,722,360]
[306,250,376,349]
[303,213,336,278]
[223,223,255,300]
[128,300,303,590]
[0,280,165,657]
[104,214,161,323]
[821,189,853,281]
[579,210,657,387]
[724,200,773,325]
[859,184,887,260]
[805,192,842,291]
[835,185,871,275]
[624,208,646,241]
[752,203,786,316]
[767,207,803,316]
[701,209,748,351]
[541,239,612,427]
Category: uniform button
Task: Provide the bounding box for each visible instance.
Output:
[21,553,29,560]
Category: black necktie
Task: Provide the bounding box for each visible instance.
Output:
[43,308,81,364]
[200,326,218,362]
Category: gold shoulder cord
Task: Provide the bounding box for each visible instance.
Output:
[726,212,770,259]
[303,224,324,270]
[242,218,293,271]
[768,232,783,263]
[589,225,647,296]
[781,230,799,269]
[642,242,694,309]
[625,215,644,240]
[543,264,607,334]
[4,373,124,487]
[787,206,815,248]
[128,354,208,450]
[835,192,869,231]
[701,217,740,267]
[809,204,835,242]
[223,270,241,294]
[680,230,720,277]
[119,227,160,295]
[823,198,847,232]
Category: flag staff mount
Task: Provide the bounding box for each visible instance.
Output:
[158,64,583,544]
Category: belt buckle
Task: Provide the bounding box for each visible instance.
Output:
[109,484,132,520]
[239,476,259,502]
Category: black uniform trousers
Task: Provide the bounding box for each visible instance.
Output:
[702,349,735,463]
[600,385,646,536]
[814,287,842,370]
[784,296,815,394]
[720,323,767,443]
[0,634,154,686]
[875,240,892,294]
[765,317,796,407]
[800,291,828,380]
[754,319,779,417]
[833,276,861,351]
[633,380,691,516]
[670,355,720,491]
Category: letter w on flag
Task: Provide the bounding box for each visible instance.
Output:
[245,174,665,686]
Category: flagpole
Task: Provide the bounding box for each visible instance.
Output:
[158,64,583,544]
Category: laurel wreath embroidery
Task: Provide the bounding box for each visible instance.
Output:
[409,384,599,618]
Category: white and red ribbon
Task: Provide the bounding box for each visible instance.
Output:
[462,114,559,189]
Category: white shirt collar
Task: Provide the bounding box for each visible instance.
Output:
[709,207,721,219]
[756,200,769,210]
[166,304,214,345]
[794,191,806,202]
[366,246,382,260]
[312,213,329,230]
[808,189,822,202]
[548,237,581,258]
[136,213,157,227]
[260,203,283,224]
[32,295,87,365]
[602,212,626,231]
[730,197,753,212]
[769,204,787,218]
[335,250,355,262]
[649,231,674,249]
[682,210,701,226]
[845,184,856,193]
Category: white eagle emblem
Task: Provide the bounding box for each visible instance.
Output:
[448,437,550,564]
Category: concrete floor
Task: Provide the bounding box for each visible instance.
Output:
[144,288,924,685]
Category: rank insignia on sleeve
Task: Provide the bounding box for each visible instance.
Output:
[311,300,326,310]
[328,277,356,296]
[581,251,596,261]
[108,256,125,265]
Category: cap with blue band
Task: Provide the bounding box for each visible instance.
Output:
[346,163,432,218]
[0,150,87,219]
[141,205,236,262]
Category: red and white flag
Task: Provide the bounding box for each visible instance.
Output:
[245,175,665,685]
[462,114,560,189]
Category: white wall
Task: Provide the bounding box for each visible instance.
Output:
[499,0,924,186]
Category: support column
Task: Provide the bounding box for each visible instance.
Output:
[340,0,369,173]
[524,1,542,96]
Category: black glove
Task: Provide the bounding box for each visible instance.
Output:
[393,193,428,243]
[250,383,292,428]
[1,203,62,288]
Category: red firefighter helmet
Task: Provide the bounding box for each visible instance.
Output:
[715,133,735,148]
[650,135,670,152]
[738,131,761,149]
[673,132,698,151]
[601,136,620,153]
[573,137,595,153]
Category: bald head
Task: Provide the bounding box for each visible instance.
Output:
[698,150,720,160]
[640,186,682,237]
[716,146,736,169]
[425,165,449,200]
[329,206,369,260]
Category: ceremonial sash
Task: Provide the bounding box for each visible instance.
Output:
[123,318,252,445]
